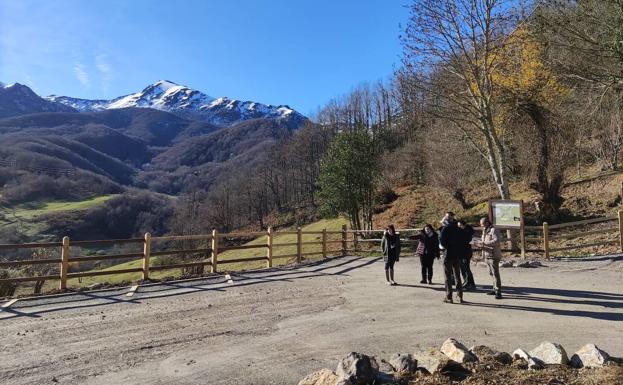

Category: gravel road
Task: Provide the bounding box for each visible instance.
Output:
[1,255,622,385]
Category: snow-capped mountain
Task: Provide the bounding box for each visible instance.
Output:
[45,80,307,127]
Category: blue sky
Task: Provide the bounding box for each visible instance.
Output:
[0,0,408,115]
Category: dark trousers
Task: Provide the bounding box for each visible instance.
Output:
[460,258,475,287]
[444,259,463,300]
[420,255,434,281]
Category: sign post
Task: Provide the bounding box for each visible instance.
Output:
[488,200,525,258]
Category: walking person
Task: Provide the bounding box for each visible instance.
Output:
[439,213,463,303]
[381,224,401,286]
[457,220,476,290]
[416,224,440,284]
[477,217,503,299]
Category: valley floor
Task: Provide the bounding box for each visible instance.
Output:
[1,256,622,385]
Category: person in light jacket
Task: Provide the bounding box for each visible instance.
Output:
[381,224,401,286]
[478,217,503,299]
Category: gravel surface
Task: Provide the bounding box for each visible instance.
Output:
[1,255,622,385]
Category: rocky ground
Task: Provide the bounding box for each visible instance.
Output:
[299,340,623,385]
[1,255,622,385]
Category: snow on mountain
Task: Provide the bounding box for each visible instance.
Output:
[45,80,307,127]
[45,95,111,112]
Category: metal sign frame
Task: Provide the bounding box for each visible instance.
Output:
[488,199,524,229]
[488,199,526,258]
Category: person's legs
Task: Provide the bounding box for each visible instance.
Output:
[426,258,434,283]
[419,256,427,283]
[389,267,396,285]
[384,260,391,284]
[452,260,463,301]
[462,258,475,288]
[443,260,453,302]
[486,258,502,296]
[491,259,502,298]
[460,258,469,283]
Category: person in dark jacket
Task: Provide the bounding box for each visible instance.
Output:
[416,224,439,284]
[457,220,476,290]
[439,213,463,303]
[381,224,401,286]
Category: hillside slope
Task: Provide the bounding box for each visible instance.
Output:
[373,170,623,229]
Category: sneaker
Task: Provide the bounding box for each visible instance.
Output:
[420,280,427,284]
[458,297,464,304]
[486,291,496,295]
[427,280,432,285]
[391,281,398,286]
[443,298,453,304]
[495,293,503,299]
[386,281,392,285]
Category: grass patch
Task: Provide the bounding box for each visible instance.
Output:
[0,195,117,239]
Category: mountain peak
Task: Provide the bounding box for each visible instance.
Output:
[43,81,307,127]
[150,80,180,90]
[0,82,76,118]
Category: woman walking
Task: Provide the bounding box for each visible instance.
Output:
[381,224,401,285]
[416,224,440,284]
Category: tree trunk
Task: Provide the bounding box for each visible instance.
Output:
[528,104,564,222]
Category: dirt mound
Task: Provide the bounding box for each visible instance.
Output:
[410,364,623,385]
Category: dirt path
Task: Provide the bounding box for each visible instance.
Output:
[1,256,622,385]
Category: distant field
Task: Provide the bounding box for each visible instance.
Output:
[0,195,117,237]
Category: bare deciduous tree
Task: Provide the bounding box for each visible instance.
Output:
[401,0,519,200]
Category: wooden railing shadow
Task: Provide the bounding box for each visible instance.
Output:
[0,256,379,320]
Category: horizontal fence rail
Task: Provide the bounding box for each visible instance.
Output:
[2,213,623,295]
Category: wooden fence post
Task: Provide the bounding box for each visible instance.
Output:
[543,222,550,259]
[266,227,273,268]
[296,227,302,263]
[59,236,69,291]
[322,228,327,259]
[618,210,623,252]
[341,224,347,257]
[211,229,219,273]
[143,232,151,281]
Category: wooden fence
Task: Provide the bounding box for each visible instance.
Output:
[2,212,623,293]
[349,212,623,259]
[0,226,351,291]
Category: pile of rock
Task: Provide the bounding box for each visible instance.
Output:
[498,259,545,268]
[298,339,616,385]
